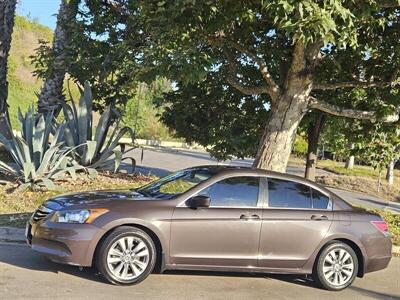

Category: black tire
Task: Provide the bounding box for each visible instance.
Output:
[313,241,358,291]
[95,226,157,285]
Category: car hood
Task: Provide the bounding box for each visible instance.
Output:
[42,190,152,210]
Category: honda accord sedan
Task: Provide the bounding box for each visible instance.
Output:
[26,165,392,290]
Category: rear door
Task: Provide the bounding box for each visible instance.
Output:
[258,177,333,269]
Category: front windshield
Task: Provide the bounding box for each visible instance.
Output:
[136,168,214,199]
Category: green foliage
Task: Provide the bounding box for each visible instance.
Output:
[137,0,400,160]
[0,107,76,191]
[159,73,268,159]
[62,82,135,172]
[7,15,53,129]
[352,123,400,171]
[320,117,352,160]
[31,1,144,110]
[293,135,308,156]
[263,0,357,47]
[373,210,400,246]
[13,15,53,39]
[123,78,174,140]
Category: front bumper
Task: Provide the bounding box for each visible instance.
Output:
[26,219,106,267]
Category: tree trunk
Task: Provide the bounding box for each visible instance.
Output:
[345,143,355,169]
[305,113,326,181]
[37,0,79,115]
[253,94,309,172]
[0,0,17,139]
[386,159,395,185]
[377,170,382,193]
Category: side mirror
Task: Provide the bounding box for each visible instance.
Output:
[187,195,210,209]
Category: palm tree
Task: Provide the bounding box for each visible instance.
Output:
[37,0,79,115]
[0,0,17,139]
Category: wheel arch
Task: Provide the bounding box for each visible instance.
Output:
[91,222,166,273]
[313,237,365,278]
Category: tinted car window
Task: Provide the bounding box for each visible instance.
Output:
[137,168,213,199]
[312,189,330,209]
[199,176,259,207]
[268,178,312,209]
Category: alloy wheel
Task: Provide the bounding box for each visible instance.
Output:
[322,248,354,287]
[106,236,150,281]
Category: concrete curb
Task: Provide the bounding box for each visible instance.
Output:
[0,227,26,243]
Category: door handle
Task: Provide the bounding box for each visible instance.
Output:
[311,215,328,221]
[240,214,260,220]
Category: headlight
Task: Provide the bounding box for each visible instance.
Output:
[51,208,108,224]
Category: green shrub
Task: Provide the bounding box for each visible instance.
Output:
[293,135,308,156]
[374,210,400,246]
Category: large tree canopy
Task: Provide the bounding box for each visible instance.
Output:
[139,0,400,171]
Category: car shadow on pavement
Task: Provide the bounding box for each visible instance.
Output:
[348,286,400,300]
[0,243,106,283]
[163,269,319,289]
[2,245,399,299]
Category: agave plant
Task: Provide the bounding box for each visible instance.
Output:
[0,107,79,191]
[62,81,135,173]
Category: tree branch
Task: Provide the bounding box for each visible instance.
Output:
[226,76,271,95]
[228,41,281,99]
[309,97,399,122]
[379,1,400,8]
[207,33,280,100]
[223,48,270,95]
[313,80,399,91]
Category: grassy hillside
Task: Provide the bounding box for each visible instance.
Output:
[7,16,52,129]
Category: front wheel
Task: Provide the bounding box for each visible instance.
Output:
[313,241,358,291]
[96,226,156,285]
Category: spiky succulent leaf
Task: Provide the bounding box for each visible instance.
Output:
[85,140,97,164]
[94,106,111,154]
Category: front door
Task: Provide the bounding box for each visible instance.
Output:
[170,176,262,267]
[258,177,333,269]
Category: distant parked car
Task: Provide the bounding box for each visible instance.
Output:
[26,166,392,291]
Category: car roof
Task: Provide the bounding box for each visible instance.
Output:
[184,164,334,195]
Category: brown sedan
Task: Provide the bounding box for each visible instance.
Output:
[26,166,392,291]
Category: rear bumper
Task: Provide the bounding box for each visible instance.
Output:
[27,220,105,267]
[365,255,392,274]
[364,235,392,274]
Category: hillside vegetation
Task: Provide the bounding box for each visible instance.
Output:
[7,16,52,129]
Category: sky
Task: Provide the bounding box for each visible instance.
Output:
[16,0,61,29]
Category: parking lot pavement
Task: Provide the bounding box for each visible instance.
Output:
[0,243,399,299]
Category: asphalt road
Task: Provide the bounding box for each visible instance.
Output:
[124,147,400,213]
[0,243,399,300]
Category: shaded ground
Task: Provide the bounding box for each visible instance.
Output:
[0,243,399,300]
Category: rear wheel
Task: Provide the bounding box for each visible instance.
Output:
[313,241,358,291]
[96,226,156,285]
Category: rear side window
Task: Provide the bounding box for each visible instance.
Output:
[267,178,312,208]
[311,189,330,209]
[199,176,259,207]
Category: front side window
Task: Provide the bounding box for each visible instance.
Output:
[136,168,213,199]
[268,178,312,209]
[198,176,259,207]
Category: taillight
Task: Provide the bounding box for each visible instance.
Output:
[371,220,389,234]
